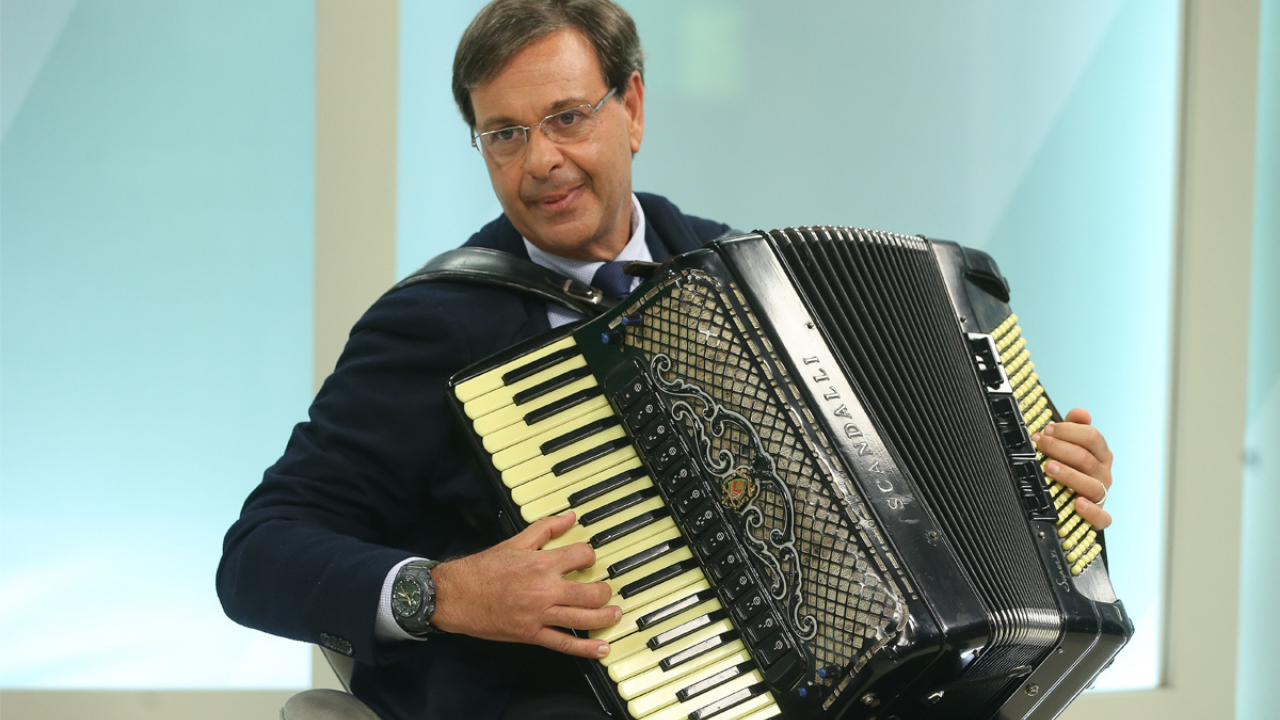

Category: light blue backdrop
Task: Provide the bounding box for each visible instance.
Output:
[1,0,314,687]
[399,0,1179,691]
[1237,1,1280,719]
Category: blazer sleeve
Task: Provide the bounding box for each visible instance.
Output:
[216,283,502,665]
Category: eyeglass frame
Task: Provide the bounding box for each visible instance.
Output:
[470,87,618,161]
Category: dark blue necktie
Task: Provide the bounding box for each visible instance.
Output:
[591,261,633,300]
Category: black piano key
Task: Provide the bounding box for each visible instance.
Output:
[619,558,701,599]
[579,487,660,527]
[502,346,579,385]
[676,661,753,704]
[660,631,737,671]
[540,416,622,455]
[589,508,668,548]
[552,437,633,475]
[607,537,686,578]
[523,386,603,426]
[567,466,647,507]
[648,609,728,650]
[636,589,716,630]
[512,366,593,406]
[688,682,768,720]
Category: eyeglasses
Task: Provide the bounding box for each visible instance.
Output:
[471,88,617,162]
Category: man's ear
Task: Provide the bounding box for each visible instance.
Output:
[623,71,644,154]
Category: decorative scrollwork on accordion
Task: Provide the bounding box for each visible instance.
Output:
[650,352,818,642]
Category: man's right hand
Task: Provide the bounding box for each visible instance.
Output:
[428,513,620,659]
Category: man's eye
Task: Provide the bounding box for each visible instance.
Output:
[553,110,587,128]
[492,128,520,143]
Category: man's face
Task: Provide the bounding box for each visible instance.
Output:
[469,28,644,262]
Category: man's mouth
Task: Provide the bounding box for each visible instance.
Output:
[530,185,582,211]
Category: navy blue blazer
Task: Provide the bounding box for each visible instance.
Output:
[218,193,730,720]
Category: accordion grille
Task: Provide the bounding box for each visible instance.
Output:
[621,273,907,696]
[768,227,1061,650]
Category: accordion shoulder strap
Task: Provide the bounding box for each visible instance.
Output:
[385,247,623,317]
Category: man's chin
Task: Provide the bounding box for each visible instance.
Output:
[522,217,608,260]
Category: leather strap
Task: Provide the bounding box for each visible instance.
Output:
[386,247,650,317]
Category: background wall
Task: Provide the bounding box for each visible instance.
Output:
[1236,0,1280,717]
[0,0,315,689]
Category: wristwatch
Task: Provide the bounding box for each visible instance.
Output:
[391,559,443,636]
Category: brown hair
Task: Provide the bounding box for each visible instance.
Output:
[452,0,644,128]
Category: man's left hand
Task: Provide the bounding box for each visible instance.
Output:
[1031,407,1113,530]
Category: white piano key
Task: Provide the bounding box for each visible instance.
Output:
[604,598,721,666]
[477,380,606,449]
[464,354,588,419]
[500,425,629,488]
[639,667,765,720]
[491,404,619,471]
[617,644,749,702]
[454,337,577,402]
[627,652,750,718]
[606,616,735,681]
[520,457,646,522]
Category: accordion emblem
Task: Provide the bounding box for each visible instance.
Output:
[449,227,1133,720]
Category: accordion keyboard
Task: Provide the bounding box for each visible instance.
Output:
[992,314,1102,576]
[456,337,783,720]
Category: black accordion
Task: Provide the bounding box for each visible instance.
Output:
[448,228,1133,720]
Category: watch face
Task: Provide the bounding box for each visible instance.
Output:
[392,579,423,618]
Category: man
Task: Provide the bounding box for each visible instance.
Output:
[218,2,1115,719]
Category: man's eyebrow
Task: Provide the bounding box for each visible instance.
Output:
[477,95,596,130]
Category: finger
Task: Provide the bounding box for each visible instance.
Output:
[533,626,612,659]
[544,541,597,574]
[1043,458,1108,505]
[1040,423,1113,467]
[1034,437,1110,490]
[1064,407,1093,426]
[543,603,623,631]
[1073,495,1112,531]
[556,579,614,609]
[511,513,576,551]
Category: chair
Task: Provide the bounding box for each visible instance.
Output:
[279,648,381,720]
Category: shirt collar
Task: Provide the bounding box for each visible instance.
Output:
[522,194,651,288]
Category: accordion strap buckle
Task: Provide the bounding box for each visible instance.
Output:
[563,279,603,305]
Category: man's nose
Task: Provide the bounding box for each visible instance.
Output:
[523,127,563,177]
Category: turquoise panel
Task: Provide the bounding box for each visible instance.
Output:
[397,0,497,277]
[0,0,314,688]
[1237,1,1280,718]
[399,0,1178,691]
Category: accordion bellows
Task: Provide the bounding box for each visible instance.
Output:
[450,227,1133,720]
